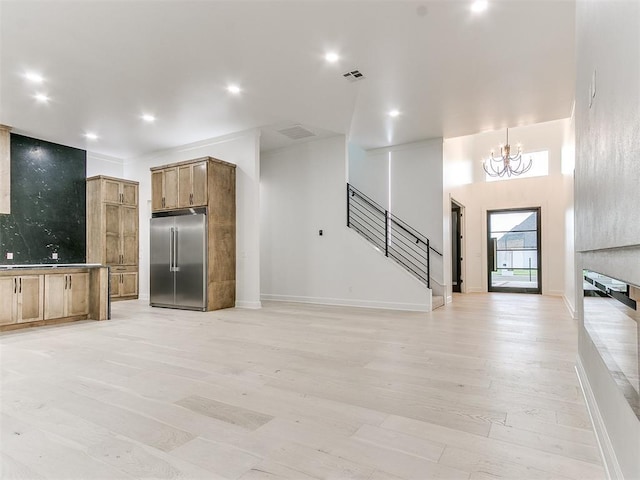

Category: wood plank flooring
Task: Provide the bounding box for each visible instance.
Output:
[0,293,605,479]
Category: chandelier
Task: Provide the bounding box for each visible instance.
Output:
[482,128,532,177]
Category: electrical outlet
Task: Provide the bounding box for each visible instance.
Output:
[6,252,13,260]
[52,252,58,260]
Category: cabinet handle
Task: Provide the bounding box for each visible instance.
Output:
[14,278,17,294]
[190,193,193,205]
[65,275,68,290]
[19,278,21,293]
[69,275,72,289]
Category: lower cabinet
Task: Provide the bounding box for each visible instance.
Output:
[44,273,90,319]
[110,266,138,300]
[0,275,44,325]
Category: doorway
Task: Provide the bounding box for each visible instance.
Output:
[451,200,463,293]
[487,207,541,294]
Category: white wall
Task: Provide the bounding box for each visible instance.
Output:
[443,119,570,301]
[86,152,125,178]
[124,129,261,308]
[561,112,576,318]
[575,1,640,478]
[349,139,445,288]
[261,135,430,311]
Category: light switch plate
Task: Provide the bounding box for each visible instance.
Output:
[6,252,13,260]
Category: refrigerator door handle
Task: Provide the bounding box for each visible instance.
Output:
[170,227,175,271]
[174,228,179,271]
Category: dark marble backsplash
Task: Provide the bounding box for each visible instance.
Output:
[0,134,86,264]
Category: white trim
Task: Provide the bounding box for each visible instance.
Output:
[467,287,484,293]
[365,137,442,155]
[261,294,430,312]
[87,151,126,165]
[235,300,262,309]
[139,293,150,302]
[563,294,576,319]
[446,295,453,304]
[575,358,623,480]
[546,289,565,297]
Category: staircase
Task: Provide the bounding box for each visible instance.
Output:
[347,183,444,309]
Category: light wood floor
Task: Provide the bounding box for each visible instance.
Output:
[0,294,605,479]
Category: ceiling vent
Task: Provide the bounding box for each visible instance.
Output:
[277,125,316,140]
[343,69,365,82]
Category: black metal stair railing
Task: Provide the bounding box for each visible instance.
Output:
[347,183,442,288]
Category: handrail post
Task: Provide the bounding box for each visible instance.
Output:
[385,211,389,257]
[427,239,430,289]
[346,184,350,227]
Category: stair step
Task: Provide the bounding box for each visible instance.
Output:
[432,295,445,310]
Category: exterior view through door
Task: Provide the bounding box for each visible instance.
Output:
[487,208,541,294]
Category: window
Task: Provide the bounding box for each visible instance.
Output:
[485,150,549,182]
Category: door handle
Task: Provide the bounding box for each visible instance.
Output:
[173,228,179,271]
[170,227,174,271]
[490,238,498,272]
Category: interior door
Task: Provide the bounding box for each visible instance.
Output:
[487,208,541,294]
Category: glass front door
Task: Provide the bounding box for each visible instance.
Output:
[487,208,541,294]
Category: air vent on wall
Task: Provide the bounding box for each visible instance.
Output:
[277,125,316,140]
[343,69,365,82]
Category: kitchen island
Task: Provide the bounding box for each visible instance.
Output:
[0,264,109,331]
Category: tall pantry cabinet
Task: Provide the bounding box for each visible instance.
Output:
[151,157,236,310]
[87,176,139,300]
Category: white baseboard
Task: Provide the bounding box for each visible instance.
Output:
[260,294,430,312]
[235,300,262,309]
[139,293,150,302]
[563,294,576,319]
[446,295,453,304]
[575,358,623,480]
[467,287,483,293]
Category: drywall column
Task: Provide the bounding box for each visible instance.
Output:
[0,125,10,214]
[575,0,640,478]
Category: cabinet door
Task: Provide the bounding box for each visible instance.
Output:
[0,277,16,325]
[103,179,121,204]
[121,183,137,206]
[151,171,164,211]
[67,273,89,316]
[16,275,43,323]
[105,204,122,265]
[44,274,66,319]
[191,161,208,206]
[178,165,192,207]
[110,272,121,298]
[163,168,178,210]
[120,272,138,297]
[120,206,138,265]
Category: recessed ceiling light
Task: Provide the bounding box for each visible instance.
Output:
[388,109,400,118]
[471,0,488,13]
[84,132,98,140]
[25,72,44,83]
[227,84,241,95]
[142,114,156,123]
[325,52,340,63]
[34,93,50,103]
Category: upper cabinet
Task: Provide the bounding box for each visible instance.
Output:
[151,158,210,212]
[0,125,11,214]
[87,176,139,301]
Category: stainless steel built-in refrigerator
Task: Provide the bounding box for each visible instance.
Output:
[150,209,207,310]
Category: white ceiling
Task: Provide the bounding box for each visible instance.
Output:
[0,0,575,159]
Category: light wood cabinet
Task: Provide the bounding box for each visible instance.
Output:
[0,275,44,325]
[0,125,10,215]
[152,159,208,211]
[151,157,236,311]
[152,168,178,210]
[44,273,89,319]
[0,266,109,332]
[87,176,139,300]
[110,266,138,299]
